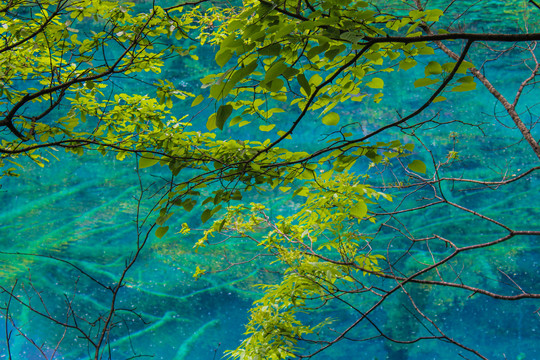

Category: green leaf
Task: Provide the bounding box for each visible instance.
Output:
[259,124,276,132]
[215,48,233,67]
[264,78,284,92]
[325,47,342,61]
[351,202,367,218]
[230,116,243,127]
[155,226,169,239]
[297,73,311,96]
[156,212,174,226]
[442,61,475,74]
[217,219,227,232]
[321,112,340,126]
[340,30,364,43]
[399,58,417,71]
[433,96,446,103]
[403,143,415,152]
[451,76,476,92]
[425,9,443,22]
[216,104,233,130]
[193,266,206,279]
[231,190,242,200]
[366,77,384,89]
[418,46,435,55]
[425,61,442,76]
[307,42,329,59]
[264,61,288,82]
[201,208,213,223]
[206,113,217,131]
[273,23,295,38]
[277,130,292,140]
[309,74,323,86]
[282,67,299,80]
[191,94,204,107]
[182,199,196,212]
[413,77,439,88]
[239,120,250,127]
[211,60,257,100]
[139,153,159,169]
[293,187,310,197]
[408,159,427,173]
[258,43,282,56]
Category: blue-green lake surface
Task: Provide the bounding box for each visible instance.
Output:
[1,2,539,359]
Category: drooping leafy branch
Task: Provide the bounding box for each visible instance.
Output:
[181,0,540,358]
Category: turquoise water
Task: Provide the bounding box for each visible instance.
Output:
[1,2,539,360]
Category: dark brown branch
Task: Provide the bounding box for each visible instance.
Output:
[0,3,159,141]
[0,1,69,55]
[412,0,540,160]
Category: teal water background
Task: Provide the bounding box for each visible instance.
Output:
[1,3,540,359]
